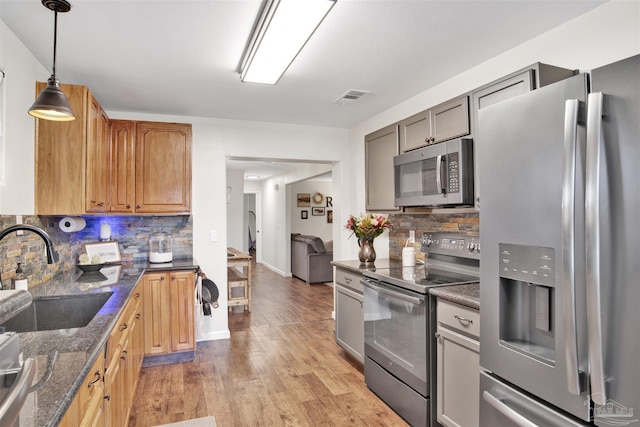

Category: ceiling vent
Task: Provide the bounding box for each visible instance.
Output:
[334,89,370,104]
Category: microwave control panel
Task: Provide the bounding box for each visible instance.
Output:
[448,152,459,193]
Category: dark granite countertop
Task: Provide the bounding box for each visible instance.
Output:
[12,258,198,427]
[429,283,480,310]
[331,258,403,275]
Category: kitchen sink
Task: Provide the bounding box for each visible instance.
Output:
[0,292,113,333]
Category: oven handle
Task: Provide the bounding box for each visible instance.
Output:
[362,279,424,306]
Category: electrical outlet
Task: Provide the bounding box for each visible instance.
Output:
[409,230,415,244]
[210,230,218,242]
[16,215,23,235]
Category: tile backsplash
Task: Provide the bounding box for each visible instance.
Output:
[0,215,193,287]
[388,211,479,259]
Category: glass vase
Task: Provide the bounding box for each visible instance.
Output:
[358,237,376,264]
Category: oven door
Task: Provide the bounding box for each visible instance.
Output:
[363,278,427,396]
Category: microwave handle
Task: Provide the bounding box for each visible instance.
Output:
[436,154,444,194]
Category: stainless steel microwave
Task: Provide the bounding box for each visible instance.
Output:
[393,138,474,207]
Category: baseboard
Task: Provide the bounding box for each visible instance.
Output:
[197,329,230,342]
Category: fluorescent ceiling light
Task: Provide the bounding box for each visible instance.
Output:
[240,0,336,85]
[246,175,261,180]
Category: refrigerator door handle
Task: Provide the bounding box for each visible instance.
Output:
[482,391,541,427]
[585,91,607,405]
[436,154,444,194]
[561,99,582,395]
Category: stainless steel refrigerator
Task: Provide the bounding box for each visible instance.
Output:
[478,54,639,426]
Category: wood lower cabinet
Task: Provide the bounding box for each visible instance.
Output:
[104,282,143,427]
[435,299,480,427]
[58,347,106,427]
[143,270,195,356]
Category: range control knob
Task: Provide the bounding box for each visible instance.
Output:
[421,234,434,250]
[468,242,476,253]
[476,244,480,254]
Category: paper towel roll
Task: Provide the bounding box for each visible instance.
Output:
[59,217,86,233]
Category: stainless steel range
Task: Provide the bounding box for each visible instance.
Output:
[362,232,480,427]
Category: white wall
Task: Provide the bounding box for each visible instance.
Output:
[0,20,48,214]
[290,179,333,242]
[226,168,245,251]
[339,0,640,264]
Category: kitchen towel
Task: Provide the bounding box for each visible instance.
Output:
[58,217,86,233]
[153,416,216,427]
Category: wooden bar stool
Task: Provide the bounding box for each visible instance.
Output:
[227,247,252,312]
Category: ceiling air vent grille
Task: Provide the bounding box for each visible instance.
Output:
[334,89,370,104]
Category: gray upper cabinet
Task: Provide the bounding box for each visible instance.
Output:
[471,63,576,137]
[365,124,400,212]
[400,95,470,153]
[470,63,575,208]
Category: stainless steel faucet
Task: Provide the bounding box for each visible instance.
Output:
[0,224,58,290]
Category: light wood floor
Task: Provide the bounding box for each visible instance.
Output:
[128,260,408,426]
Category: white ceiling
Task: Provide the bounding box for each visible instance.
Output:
[0,0,606,179]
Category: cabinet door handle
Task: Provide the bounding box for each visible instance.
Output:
[136,313,141,320]
[104,395,111,401]
[453,314,473,325]
[134,292,140,299]
[136,204,141,209]
[121,350,128,360]
[171,275,176,280]
[345,277,352,284]
[97,202,104,207]
[161,276,165,280]
[126,204,131,209]
[119,323,128,331]
[87,370,101,388]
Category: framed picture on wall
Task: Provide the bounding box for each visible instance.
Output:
[297,193,311,207]
[327,210,333,223]
[301,210,308,219]
[312,207,325,216]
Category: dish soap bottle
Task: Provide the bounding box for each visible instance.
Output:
[14,263,28,291]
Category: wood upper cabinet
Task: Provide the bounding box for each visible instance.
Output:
[35,82,92,215]
[86,93,111,213]
[110,120,136,213]
[135,122,192,214]
[399,95,470,153]
[35,81,192,215]
[143,270,195,356]
[365,124,400,212]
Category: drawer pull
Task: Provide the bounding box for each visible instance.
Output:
[454,314,473,326]
[119,323,128,331]
[121,350,128,360]
[134,292,141,299]
[345,277,352,284]
[87,370,101,388]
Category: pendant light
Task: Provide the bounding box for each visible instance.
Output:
[28,0,75,121]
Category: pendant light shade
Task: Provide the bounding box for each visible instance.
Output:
[28,0,75,121]
[29,75,75,121]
